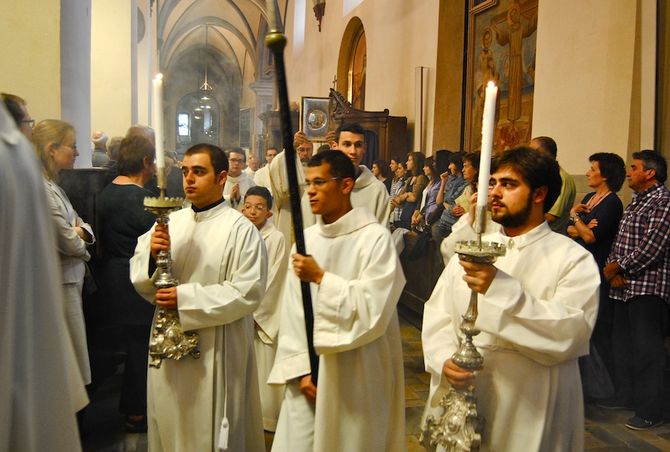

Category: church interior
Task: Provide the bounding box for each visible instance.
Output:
[2,0,670,450]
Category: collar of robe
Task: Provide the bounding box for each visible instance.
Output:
[316,207,377,238]
[259,217,277,240]
[496,221,552,251]
[353,165,376,190]
[191,197,224,213]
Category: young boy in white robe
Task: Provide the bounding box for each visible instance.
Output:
[422,147,599,451]
[269,150,406,452]
[242,186,287,432]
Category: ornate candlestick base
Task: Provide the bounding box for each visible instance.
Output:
[144,195,200,369]
[422,240,505,451]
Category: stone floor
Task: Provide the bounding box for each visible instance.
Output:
[81,314,670,451]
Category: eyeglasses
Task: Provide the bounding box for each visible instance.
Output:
[243,204,268,212]
[229,158,244,164]
[303,177,340,188]
[58,142,77,150]
[21,119,35,128]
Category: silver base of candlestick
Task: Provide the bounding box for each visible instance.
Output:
[422,239,505,452]
[144,195,200,369]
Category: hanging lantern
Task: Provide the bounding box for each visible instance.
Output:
[313,0,326,32]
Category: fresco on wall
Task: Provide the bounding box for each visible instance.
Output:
[465,0,538,152]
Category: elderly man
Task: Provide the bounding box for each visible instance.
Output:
[92,131,110,167]
[602,150,670,430]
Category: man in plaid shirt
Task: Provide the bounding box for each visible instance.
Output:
[603,150,670,430]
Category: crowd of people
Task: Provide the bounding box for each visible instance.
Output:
[2,89,669,451]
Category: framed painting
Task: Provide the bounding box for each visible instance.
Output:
[464,0,538,152]
[301,96,331,141]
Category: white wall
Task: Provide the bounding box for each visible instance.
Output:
[283,0,441,152]
[91,0,133,138]
[532,0,655,175]
[0,0,61,121]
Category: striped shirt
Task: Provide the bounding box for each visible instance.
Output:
[608,183,670,302]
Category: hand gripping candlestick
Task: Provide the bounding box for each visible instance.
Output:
[145,73,200,369]
[422,82,504,451]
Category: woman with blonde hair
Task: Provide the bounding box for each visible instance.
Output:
[32,119,95,386]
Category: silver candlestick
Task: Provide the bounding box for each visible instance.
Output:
[144,178,200,368]
[422,206,505,451]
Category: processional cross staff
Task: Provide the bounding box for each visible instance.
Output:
[264,0,320,384]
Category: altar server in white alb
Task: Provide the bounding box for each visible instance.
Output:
[223,146,256,210]
[301,123,390,227]
[242,186,288,432]
[0,104,87,452]
[422,147,600,451]
[130,143,266,451]
[270,150,406,452]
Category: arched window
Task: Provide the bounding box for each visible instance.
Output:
[337,17,367,110]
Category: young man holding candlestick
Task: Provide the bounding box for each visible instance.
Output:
[130,143,266,451]
[422,147,599,450]
[269,150,406,451]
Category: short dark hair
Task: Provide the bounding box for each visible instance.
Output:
[226,147,246,163]
[434,149,453,175]
[185,143,229,173]
[632,149,667,184]
[531,136,558,159]
[1,92,27,127]
[449,151,466,173]
[408,152,425,176]
[589,152,626,192]
[118,135,155,176]
[373,159,391,178]
[463,152,481,187]
[307,149,356,180]
[245,185,273,210]
[491,146,562,213]
[463,151,481,171]
[335,123,366,143]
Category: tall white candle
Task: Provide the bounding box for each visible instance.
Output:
[476,81,498,207]
[152,73,165,170]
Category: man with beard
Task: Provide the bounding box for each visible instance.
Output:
[422,146,600,450]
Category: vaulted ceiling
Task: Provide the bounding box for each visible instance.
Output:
[155,0,288,149]
[157,0,288,80]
